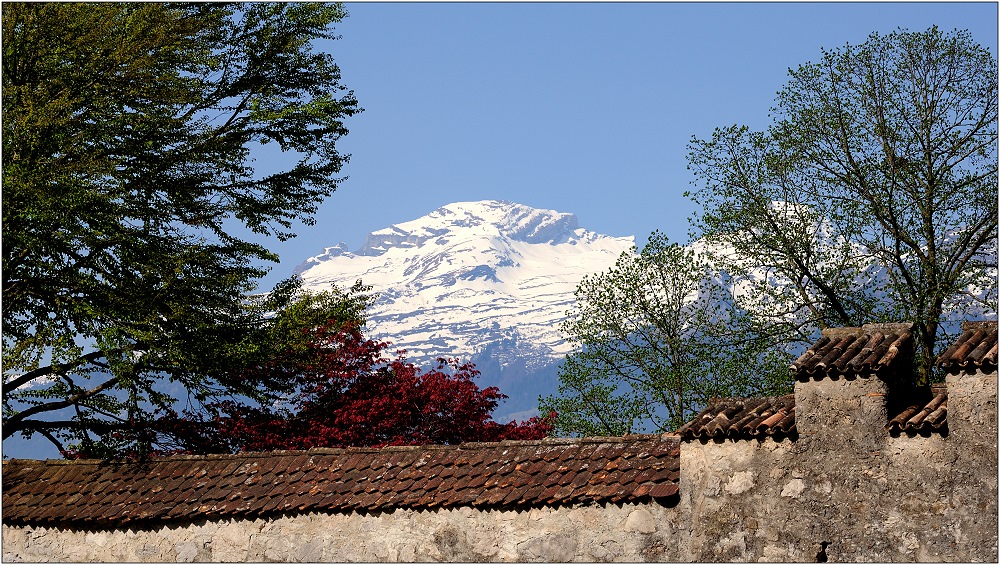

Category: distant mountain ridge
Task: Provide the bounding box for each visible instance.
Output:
[292,200,635,419]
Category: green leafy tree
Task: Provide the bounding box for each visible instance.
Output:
[540,232,791,436]
[687,27,998,384]
[2,3,362,456]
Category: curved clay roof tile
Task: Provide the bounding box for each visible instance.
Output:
[937,321,998,374]
[791,324,914,380]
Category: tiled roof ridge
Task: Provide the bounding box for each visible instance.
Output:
[886,383,948,435]
[2,433,678,466]
[791,322,915,380]
[679,383,952,441]
[2,434,682,526]
[677,393,796,440]
[937,320,998,374]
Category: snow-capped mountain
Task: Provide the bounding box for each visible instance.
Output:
[292,200,635,418]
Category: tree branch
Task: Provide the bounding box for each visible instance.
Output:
[3,350,107,397]
[3,376,119,439]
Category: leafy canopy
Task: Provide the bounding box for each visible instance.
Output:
[540,232,791,436]
[544,26,996,435]
[687,27,998,383]
[2,3,362,456]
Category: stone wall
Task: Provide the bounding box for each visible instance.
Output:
[681,428,967,561]
[2,502,685,562]
[681,367,998,562]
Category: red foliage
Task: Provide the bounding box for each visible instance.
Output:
[155,323,553,453]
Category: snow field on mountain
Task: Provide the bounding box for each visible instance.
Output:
[294,200,635,367]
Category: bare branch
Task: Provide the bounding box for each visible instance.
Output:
[3,350,107,397]
[3,376,119,439]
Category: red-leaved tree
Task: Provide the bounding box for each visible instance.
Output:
[152,323,553,454]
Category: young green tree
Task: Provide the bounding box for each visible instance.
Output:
[540,233,791,436]
[687,27,998,384]
[2,3,362,456]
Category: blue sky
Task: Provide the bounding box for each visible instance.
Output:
[251,1,998,292]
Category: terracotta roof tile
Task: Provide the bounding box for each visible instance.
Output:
[886,384,949,435]
[648,483,679,499]
[937,321,998,375]
[678,394,796,440]
[680,386,951,441]
[632,483,655,498]
[791,323,915,380]
[3,435,680,526]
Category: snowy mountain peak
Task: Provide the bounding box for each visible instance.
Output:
[289,200,635,420]
[291,200,633,364]
[355,200,582,257]
[293,201,586,273]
